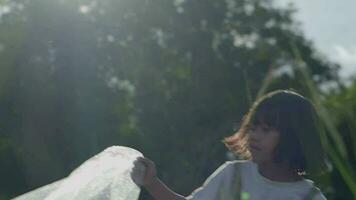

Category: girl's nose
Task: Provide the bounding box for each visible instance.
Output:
[249,128,261,141]
[249,131,258,141]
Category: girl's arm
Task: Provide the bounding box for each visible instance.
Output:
[131,157,186,200]
[145,176,186,200]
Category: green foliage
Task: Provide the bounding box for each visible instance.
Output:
[0,0,353,199]
[259,41,356,199]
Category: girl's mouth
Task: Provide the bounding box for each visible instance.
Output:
[248,144,261,151]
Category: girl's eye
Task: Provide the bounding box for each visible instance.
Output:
[249,125,256,131]
[263,126,276,133]
[262,127,270,132]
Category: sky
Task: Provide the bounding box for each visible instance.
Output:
[275,0,356,80]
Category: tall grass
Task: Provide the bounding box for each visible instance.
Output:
[249,37,356,198]
[288,41,356,198]
[241,40,356,199]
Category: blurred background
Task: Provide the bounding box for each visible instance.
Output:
[0,0,355,199]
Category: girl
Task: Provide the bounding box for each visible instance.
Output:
[131,90,329,200]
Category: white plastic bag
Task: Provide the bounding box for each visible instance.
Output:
[14,146,145,200]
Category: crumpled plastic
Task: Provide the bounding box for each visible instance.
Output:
[13,146,145,200]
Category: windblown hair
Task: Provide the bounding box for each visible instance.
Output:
[223,90,329,175]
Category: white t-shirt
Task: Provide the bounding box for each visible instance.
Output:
[186,160,326,200]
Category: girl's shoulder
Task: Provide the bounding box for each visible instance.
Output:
[223,159,251,166]
[223,159,254,170]
[216,159,254,177]
[312,190,327,200]
[302,182,327,200]
[210,160,250,175]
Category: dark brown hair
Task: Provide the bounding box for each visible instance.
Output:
[223,90,329,175]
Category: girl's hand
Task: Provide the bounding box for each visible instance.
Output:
[131,157,157,187]
[131,157,186,200]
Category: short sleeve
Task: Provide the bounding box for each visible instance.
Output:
[186,162,234,200]
[312,191,327,200]
[304,186,327,200]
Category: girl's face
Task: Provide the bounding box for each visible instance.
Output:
[247,123,280,165]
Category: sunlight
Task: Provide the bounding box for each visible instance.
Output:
[0,5,11,17]
[79,5,90,14]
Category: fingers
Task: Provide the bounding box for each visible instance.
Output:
[135,156,153,167]
[132,157,151,174]
[131,156,158,187]
[131,157,146,186]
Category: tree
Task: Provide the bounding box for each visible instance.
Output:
[0,0,343,199]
